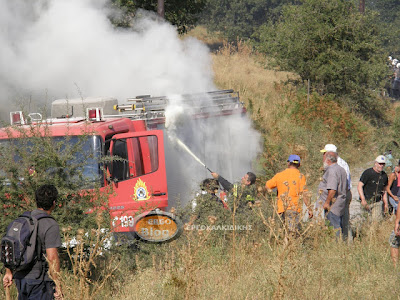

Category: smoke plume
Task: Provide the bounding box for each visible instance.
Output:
[1,0,214,108]
[1,0,261,205]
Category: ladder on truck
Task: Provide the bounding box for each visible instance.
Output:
[9,90,244,126]
[104,89,244,124]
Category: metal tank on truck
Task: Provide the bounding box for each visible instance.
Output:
[0,90,245,240]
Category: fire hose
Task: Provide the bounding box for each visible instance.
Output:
[175,138,213,173]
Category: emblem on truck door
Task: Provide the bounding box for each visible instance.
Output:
[133,178,151,201]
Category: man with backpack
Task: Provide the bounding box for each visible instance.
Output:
[2,184,63,300]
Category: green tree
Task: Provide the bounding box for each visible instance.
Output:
[366,0,400,55]
[111,0,207,34]
[200,0,295,42]
[255,0,389,114]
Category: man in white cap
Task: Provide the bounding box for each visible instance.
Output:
[316,151,348,238]
[320,144,352,239]
[357,155,389,221]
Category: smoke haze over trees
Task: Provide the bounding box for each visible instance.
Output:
[196,0,400,120]
[199,0,295,42]
[255,0,389,116]
[111,0,207,34]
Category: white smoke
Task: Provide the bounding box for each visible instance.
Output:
[164,94,187,136]
[0,0,214,107]
[0,0,261,205]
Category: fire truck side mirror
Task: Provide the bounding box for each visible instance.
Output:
[105,173,112,184]
[106,175,119,184]
[105,155,125,184]
[104,150,113,183]
[108,138,129,183]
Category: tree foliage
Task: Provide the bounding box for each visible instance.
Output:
[366,0,400,55]
[111,0,207,34]
[0,123,109,232]
[200,0,296,42]
[255,0,389,114]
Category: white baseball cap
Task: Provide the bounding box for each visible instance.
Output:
[320,144,337,153]
[375,155,386,164]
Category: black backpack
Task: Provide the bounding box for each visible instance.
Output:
[0,211,53,272]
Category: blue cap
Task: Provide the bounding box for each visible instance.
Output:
[287,154,301,164]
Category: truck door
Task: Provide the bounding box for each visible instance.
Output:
[107,130,168,233]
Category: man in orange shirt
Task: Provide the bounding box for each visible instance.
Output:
[266,155,312,232]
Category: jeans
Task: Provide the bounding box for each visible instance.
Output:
[389,230,400,248]
[362,201,383,222]
[389,196,399,213]
[282,210,301,233]
[341,190,352,240]
[326,211,343,238]
[15,278,55,300]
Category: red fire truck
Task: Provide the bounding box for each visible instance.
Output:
[0,90,244,238]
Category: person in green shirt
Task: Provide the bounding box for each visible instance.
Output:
[211,171,257,211]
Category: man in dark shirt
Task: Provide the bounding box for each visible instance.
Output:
[358,155,389,221]
[3,185,63,300]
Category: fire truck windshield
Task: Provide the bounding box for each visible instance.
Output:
[0,135,103,189]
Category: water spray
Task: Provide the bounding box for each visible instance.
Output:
[175,138,213,173]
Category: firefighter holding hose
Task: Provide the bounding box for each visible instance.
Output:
[211,171,257,211]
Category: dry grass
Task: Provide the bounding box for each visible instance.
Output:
[57,214,120,300]
[188,27,296,118]
[3,28,395,300]
[186,26,225,47]
[101,30,400,300]
[113,216,398,300]
[211,40,314,180]
[212,40,296,122]
[108,187,398,300]
[208,37,385,187]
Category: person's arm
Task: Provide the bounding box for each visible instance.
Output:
[323,167,340,211]
[302,191,313,218]
[3,268,12,288]
[46,247,63,299]
[299,175,312,218]
[323,189,337,210]
[386,173,398,201]
[382,174,390,213]
[211,172,233,191]
[265,176,277,193]
[395,207,400,236]
[383,189,389,213]
[358,181,370,210]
